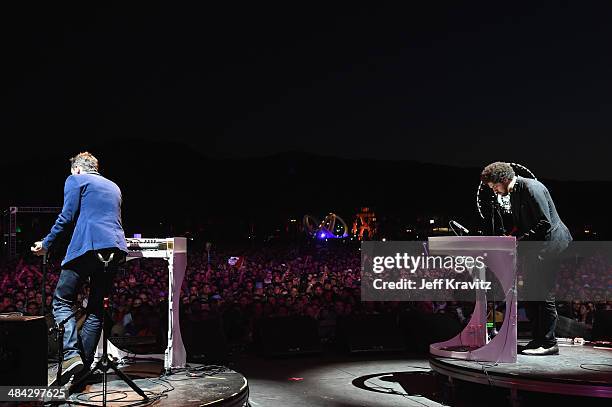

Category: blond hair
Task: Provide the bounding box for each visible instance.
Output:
[69,152,99,172]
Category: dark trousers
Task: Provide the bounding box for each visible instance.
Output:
[523,255,560,347]
[525,298,557,347]
[52,250,119,367]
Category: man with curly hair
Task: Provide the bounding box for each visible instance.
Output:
[481,161,572,356]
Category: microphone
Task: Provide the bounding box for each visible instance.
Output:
[450,220,470,235]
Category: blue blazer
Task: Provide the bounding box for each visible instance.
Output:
[43,172,128,266]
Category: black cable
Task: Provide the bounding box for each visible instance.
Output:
[52,391,165,407]
[62,375,173,407]
[474,283,516,387]
[161,374,209,382]
[77,390,129,402]
[579,363,612,372]
[146,376,176,393]
[69,389,167,407]
[188,364,230,375]
[159,364,231,381]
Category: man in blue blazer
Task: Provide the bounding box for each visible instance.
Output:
[32,152,128,385]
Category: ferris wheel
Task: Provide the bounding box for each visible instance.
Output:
[303,212,349,239]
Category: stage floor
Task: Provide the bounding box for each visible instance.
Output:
[430,342,612,399]
[41,346,611,407]
[49,354,442,407]
[49,361,248,407]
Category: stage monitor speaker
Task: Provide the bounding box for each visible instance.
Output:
[592,310,612,341]
[399,311,464,353]
[182,316,229,364]
[555,315,591,340]
[257,316,321,356]
[0,315,47,386]
[339,314,405,353]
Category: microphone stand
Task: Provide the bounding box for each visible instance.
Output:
[68,252,149,406]
[41,253,48,316]
[488,196,500,339]
[490,195,496,236]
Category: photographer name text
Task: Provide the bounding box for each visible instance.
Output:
[372,278,491,290]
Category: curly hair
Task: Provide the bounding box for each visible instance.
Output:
[69,151,99,173]
[480,162,515,183]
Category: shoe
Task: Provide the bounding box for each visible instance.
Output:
[517,339,540,353]
[69,366,91,393]
[521,344,559,356]
[48,355,84,386]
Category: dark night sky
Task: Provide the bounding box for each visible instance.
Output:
[3,2,612,180]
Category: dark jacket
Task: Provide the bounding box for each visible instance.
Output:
[42,172,128,266]
[509,176,572,248]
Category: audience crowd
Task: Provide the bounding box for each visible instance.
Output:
[0,241,610,345]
